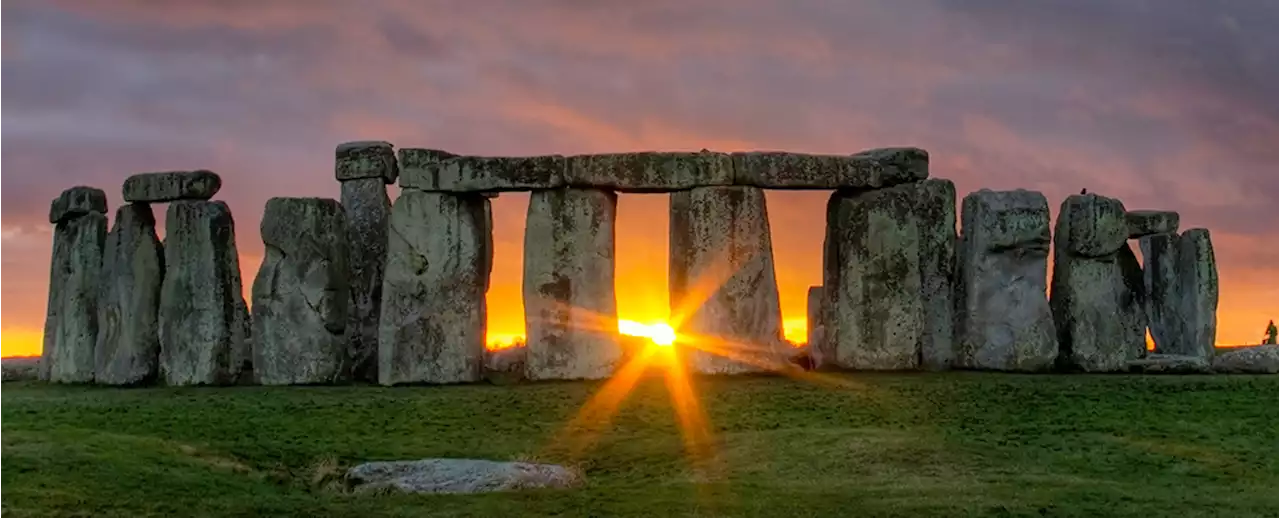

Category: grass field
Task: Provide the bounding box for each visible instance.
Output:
[2,372,1276,517]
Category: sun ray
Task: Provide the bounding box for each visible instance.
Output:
[678,333,867,390]
[668,244,755,331]
[542,345,658,460]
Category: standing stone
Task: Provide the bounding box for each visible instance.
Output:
[915,179,957,370]
[671,186,785,374]
[252,198,350,385]
[122,171,222,202]
[95,203,163,385]
[1050,194,1145,372]
[954,190,1057,371]
[824,185,923,370]
[379,190,489,385]
[338,141,399,382]
[806,286,827,366]
[1176,229,1218,357]
[524,188,621,380]
[159,201,248,386]
[42,188,108,383]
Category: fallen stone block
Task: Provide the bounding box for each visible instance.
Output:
[122,171,222,202]
[566,151,732,192]
[1126,354,1211,374]
[335,141,399,183]
[733,147,928,189]
[252,197,350,385]
[1212,344,1277,374]
[345,459,583,495]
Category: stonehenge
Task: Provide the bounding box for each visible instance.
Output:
[38,141,1233,387]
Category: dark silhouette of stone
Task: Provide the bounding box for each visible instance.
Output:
[122,171,222,202]
[335,141,399,183]
[48,186,107,224]
[733,147,928,189]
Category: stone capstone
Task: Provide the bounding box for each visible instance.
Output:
[1051,194,1145,372]
[1126,354,1211,374]
[733,147,928,189]
[378,190,489,385]
[670,186,786,374]
[345,459,583,495]
[41,210,107,383]
[340,177,392,382]
[158,201,249,386]
[49,186,107,224]
[1125,210,1179,238]
[954,190,1057,371]
[95,203,164,385]
[523,188,622,380]
[121,171,222,202]
[399,150,564,192]
[566,151,733,192]
[335,141,399,183]
[251,198,350,385]
[1212,344,1277,374]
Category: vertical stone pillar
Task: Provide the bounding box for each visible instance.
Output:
[159,200,249,385]
[670,186,785,374]
[251,198,350,385]
[954,190,1057,371]
[95,203,164,385]
[825,184,923,370]
[524,188,621,380]
[336,141,398,382]
[1140,232,1179,351]
[1050,194,1146,372]
[42,187,108,383]
[806,286,826,366]
[1141,228,1218,358]
[916,179,957,370]
[379,190,489,385]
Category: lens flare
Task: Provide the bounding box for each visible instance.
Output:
[618,320,677,346]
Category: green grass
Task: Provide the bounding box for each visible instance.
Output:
[2,372,1276,517]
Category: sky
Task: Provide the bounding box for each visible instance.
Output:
[2,0,1276,356]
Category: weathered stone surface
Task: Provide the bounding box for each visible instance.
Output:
[1212,344,1277,374]
[1051,194,1144,372]
[2,357,41,382]
[41,212,107,383]
[1140,232,1180,351]
[252,198,350,385]
[524,188,621,380]
[1125,210,1179,238]
[158,201,249,386]
[806,286,827,366]
[1126,354,1211,374]
[733,147,929,189]
[484,346,527,382]
[670,186,786,374]
[915,179,956,370]
[379,191,489,385]
[400,150,564,192]
[824,184,923,370]
[345,459,583,495]
[567,151,732,192]
[336,141,398,183]
[1175,229,1218,358]
[48,186,107,224]
[954,190,1057,371]
[95,203,163,385]
[122,171,222,202]
[340,177,391,382]
[1117,242,1148,360]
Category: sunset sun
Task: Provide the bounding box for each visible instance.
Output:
[618,320,677,347]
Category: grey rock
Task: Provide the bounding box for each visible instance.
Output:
[670,186,786,374]
[252,198,350,385]
[806,286,827,367]
[1051,194,1143,372]
[825,184,923,370]
[95,203,164,385]
[232,298,253,383]
[1212,344,1277,374]
[400,150,564,192]
[340,177,392,382]
[915,179,957,370]
[121,171,222,202]
[379,190,489,385]
[954,190,1057,371]
[336,141,398,183]
[1117,242,1148,361]
[2,357,41,382]
[1125,210,1179,238]
[345,458,583,495]
[567,151,732,192]
[1140,232,1180,351]
[733,147,929,189]
[1175,229,1218,358]
[42,211,107,383]
[48,186,107,224]
[1126,354,1211,374]
[158,201,249,386]
[524,188,622,380]
[484,346,526,376]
